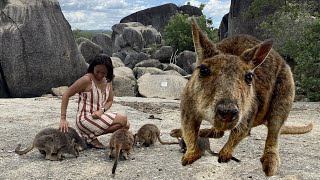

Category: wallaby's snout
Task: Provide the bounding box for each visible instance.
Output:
[216,100,239,123]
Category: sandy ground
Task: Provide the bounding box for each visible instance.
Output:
[0,96,319,180]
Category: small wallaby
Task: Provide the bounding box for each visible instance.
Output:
[178,137,240,162]
[65,127,87,151]
[109,129,134,178]
[37,127,86,155]
[15,128,79,161]
[134,124,179,147]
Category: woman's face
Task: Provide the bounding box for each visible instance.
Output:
[93,64,107,81]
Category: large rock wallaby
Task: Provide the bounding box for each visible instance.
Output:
[15,128,79,161]
[179,19,313,176]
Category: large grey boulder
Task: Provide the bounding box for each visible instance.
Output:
[111,57,125,68]
[223,0,286,40]
[176,50,196,74]
[152,46,173,63]
[137,73,188,100]
[120,3,202,35]
[124,52,150,69]
[163,64,188,76]
[79,39,102,64]
[0,0,87,97]
[133,67,181,79]
[91,33,112,56]
[112,22,161,53]
[135,59,164,69]
[113,67,137,97]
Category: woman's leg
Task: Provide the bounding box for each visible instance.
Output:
[103,113,130,134]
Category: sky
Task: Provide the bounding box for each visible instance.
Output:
[57,0,231,30]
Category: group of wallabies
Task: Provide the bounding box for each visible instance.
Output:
[16,123,224,177]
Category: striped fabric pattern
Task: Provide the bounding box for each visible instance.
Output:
[76,76,116,142]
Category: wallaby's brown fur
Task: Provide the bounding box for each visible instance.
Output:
[15,128,79,161]
[109,129,134,178]
[134,124,179,147]
[37,127,86,155]
[65,127,87,151]
[180,19,313,176]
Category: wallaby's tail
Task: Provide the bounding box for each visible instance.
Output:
[157,135,179,145]
[111,144,121,178]
[15,143,34,155]
[281,122,313,134]
[207,149,218,156]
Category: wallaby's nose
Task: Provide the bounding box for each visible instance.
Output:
[216,103,239,122]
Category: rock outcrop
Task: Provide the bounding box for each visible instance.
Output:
[0,0,87,97]
[120,3,202,35]
[137,73,187,99]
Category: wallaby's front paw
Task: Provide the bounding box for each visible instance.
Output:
[260,152,280,176]
[181,150,202,166]
[218,150,233,163]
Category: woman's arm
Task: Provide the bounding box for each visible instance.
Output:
[104,82,113,111]
[60,75,90,132]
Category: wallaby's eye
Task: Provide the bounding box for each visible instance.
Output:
[245,72,254,85]
[198,64,210,77]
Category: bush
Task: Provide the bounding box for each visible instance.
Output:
[163,14,218,52]
[258,1,320,101]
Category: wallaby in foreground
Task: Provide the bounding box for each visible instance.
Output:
[109,129,134,178]
[178,19,313,176]
[15,128,79,161]
[134,124,179,147]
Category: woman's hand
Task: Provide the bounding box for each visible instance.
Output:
[59,118,69,133]
[92,109,103,119]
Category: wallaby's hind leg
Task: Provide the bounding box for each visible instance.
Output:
[261,73,294,176]
[109,147,114,159]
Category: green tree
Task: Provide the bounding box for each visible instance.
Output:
[257,1,320,101]
[164,14,218,52]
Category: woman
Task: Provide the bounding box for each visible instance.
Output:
[59,54,130,149]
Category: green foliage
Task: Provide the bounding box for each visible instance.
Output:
[243,0,284,18]
[72,29,95,40]
[163,14,218,52]
[294,19,320,101]
[258,1,320,101]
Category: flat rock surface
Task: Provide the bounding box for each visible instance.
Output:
[0,96,319,180]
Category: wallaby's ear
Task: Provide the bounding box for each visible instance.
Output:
[191,18,220,65]
[241,39,273,69]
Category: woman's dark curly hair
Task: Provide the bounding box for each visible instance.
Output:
[87,54,114,82]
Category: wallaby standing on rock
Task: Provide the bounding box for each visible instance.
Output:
[178,19,313,176]
[109,129,134,178]
[134,124,179,147]
[15,128,79,161]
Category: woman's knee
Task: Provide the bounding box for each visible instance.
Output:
[115,114,129,128]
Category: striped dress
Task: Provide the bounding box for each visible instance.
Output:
[76,76,116,142]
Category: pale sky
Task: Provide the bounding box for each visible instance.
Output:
[57,0,231,30]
